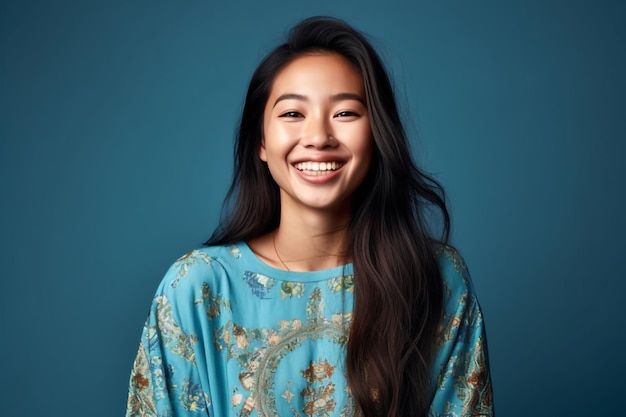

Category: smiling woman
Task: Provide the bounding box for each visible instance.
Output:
[260,53,373,225]
[126,16,493,417]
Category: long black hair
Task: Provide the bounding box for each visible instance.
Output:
[207,16,450,417]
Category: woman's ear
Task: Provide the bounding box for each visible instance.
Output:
[259,137,267,162]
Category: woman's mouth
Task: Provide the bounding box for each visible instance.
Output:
[294,161,344,175]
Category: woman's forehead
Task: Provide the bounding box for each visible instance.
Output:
[267,53,365,102]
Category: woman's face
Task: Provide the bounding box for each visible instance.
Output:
[260,53,373,217]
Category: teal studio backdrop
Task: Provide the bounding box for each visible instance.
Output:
[1,0,624,416]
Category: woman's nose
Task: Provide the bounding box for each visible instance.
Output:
[300,116,337,149]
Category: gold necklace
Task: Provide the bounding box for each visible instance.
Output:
[272,231,290,271]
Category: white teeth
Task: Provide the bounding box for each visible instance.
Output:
[295,161,343,172]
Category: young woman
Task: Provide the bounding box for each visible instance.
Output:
[126,17,493,417]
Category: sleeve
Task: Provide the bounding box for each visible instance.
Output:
[126,258,212,417]
[429,249,494,417]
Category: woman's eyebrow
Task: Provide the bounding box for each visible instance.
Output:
[273,93,307,108]
[330,93,366,105]
[273,92,365,108]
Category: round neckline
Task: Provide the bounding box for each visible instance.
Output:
[239,242,353,282]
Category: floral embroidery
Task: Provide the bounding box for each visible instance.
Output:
[195,282,231,320]
[127,300,201,417]
[232,387,244,407]
[149,354,168,400]
[281,281,305,299]
[436,288,468,346]
[301,360,337,416]
[282,381,294,403]
[446,336,492,416]
[243,271,276,299]
[178,378,208,412]
[170,250,213,288]
[430,334,492,417]
[436,245,469,280]
[127,340,158,417]
[154,296,196,363]
[327,275,354,293]
[306,287,325,320]
[301,359,335,383]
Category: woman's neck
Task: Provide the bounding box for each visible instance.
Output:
[249,208,351,272]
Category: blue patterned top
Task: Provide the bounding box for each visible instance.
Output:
[126,243,493,417]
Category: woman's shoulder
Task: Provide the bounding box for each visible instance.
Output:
[434,244,478,302]
[154,243,248,295]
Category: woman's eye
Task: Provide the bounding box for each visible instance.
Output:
[335,111,359,118]
[279,111,303,118]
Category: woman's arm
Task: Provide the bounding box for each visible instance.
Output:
[429,248,494,417]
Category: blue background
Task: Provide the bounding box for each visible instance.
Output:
[1,0,624,416]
